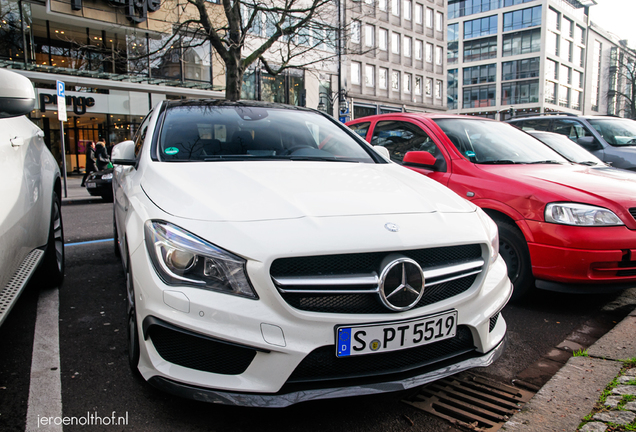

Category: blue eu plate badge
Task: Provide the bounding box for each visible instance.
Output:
[338,328,351,357]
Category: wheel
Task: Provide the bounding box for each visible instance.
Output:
[126,252,141,377]
[113,208,121,258]
[496,220,533,300]
[36,191,65,286]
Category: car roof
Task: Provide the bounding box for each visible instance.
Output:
[348,112,498,123]
[508,115,622,122]
[164,99,317,113]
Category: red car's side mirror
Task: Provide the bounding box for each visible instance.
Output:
[403,151,438,169]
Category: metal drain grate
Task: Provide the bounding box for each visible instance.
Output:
[403,373,535,431]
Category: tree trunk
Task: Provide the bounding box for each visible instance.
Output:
[225,49,244,101]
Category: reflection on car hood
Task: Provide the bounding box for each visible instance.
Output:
[141,162,475,222]
[477,164,636,209]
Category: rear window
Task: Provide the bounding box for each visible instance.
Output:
[158,105,376,163]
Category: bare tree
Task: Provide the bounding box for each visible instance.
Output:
[608,45,636,119]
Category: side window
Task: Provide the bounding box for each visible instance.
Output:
[349,122,371,139]
[517,119,550,131]
[551,119,592,141]
[371,120,446,170]
[134,113,153,158]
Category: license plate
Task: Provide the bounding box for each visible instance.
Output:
[336,310,457,357]
[87,182,96,188]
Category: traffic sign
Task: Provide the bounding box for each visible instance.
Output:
[56,80,67,122]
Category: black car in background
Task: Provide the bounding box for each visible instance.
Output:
[85,168,113,201]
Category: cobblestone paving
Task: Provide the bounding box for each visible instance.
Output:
[579,367,636,432]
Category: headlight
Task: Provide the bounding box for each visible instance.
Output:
[545,203,623,226]
[144,220,258,299]
[476,207,499,264]
[101,173,113,180]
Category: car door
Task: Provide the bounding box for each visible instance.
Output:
[369,118,452,186]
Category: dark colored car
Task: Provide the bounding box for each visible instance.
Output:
[86,168,113,201]
[506,114,636,171]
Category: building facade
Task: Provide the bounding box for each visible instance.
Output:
[341,0,448,119]
[446,0,597,120]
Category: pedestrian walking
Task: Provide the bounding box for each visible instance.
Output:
[81,141,97,187]
[95,141,111,171]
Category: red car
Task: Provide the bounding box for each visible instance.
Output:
[347,113,636,298]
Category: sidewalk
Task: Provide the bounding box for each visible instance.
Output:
[503,296,636,432]
[60,175,104,205]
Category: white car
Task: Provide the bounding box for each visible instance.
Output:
[0,68,64,326]
[112,101,511,407]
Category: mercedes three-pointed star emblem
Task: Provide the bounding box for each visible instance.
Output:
[378,256,425,311]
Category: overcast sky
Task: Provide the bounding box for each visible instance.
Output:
[588,0,636,48]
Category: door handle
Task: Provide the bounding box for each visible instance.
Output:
[10,136,24,147]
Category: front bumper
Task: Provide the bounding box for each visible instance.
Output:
[146,336,507,407]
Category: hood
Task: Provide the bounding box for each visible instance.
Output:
[476,163,636,215]
[141,161,475,222]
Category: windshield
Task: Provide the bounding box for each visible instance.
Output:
[434,118,568,164]
[528,132,604,165]
[588,118,636,146]
[158,105,375,163]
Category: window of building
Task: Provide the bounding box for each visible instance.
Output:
[547,31,559,57]
[574,70,583,88]
[392,71,400,90]
[404,36,412,57]
[448,23,459,41]
[365,65,375,87]
[502,57,539,81]
[576,25,585,45]
[379,67,388,89]
[435,80,442,99]
[572,90,582,110]
[426,8,434,27]
[545,80,557,104]
[415,76,422,95]
[448,23,459,65]
[392,32,400,54]
[502,28,541,57]
[502,6,542,32]
[448,0,535,19]
[448,69,458,109]
[576,46,584,67]
[463,15,498,39]
[416,40,423,60]
[379,0,387,11]
[426,42,433,62]
[464,64,496,85]
[365,25,375,47]
[435,46,443,65]
[545,58,557,80]
[436,11,443,31]
[562,39,573,62]
[426,78,433,96]
[415,3,423,24]
[404,0,412,20]
[404,73,412,93]
[591,40,602,111]
[379,28,388,50]
[463,84,496,108]
[559,84,570,107]
[501,80,539,105]
[351,62,361,85]
[352,21,361,43]
[547,8,560,31]
[392,0,400,16]
[564,17,573,38]
[463,36,497,62]
[560,64,571,85]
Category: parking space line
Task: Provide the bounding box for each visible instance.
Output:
[25,288,62,432]
[65,238,113,247]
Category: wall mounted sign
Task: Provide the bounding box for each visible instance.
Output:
[40,94,96,115]
[71,0,161,24]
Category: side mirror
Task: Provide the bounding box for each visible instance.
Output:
[577,136,602,151]
[373,145,391,160]
[403,151,438,169]
[0,69,35,118]
[112,140,136,166]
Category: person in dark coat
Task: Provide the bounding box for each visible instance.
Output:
[81,141,97,187]
[95,141,111,171]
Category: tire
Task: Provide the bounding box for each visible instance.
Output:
[496,220,533,300]
[126,251,141,377]
[36,191,65,287]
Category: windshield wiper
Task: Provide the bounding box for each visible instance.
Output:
[578,161,600,166]
[524,160,563,165]
[478,160,517,164]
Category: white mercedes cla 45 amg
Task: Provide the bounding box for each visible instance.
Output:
[112,100,511,407]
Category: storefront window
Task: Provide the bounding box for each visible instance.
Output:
[0,0,27,61]
[128,34,149,76]
[261,70,286,103]
[183,41,211,82]
[288,68,304,106]
[241,67,257,100]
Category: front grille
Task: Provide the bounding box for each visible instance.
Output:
[630,208,636,222]
[271,245,482,277]
[489,313,500,332]
[282,274,477,314]
[287,325,474,384]
[148,325,256,375]
[271,245,483,314]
